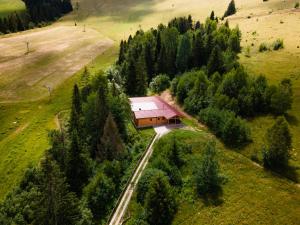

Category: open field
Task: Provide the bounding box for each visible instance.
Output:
[0,26,113,102]
[0,0,25,17]
[126,129,300,225]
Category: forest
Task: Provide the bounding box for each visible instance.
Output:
[0,0,72,34]
[0,14,294,225]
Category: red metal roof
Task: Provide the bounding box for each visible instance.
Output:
[129,96,182,120]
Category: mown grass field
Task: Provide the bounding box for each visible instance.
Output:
[0,0,25,17]
[126,129,300,225]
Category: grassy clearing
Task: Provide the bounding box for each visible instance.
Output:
[0,45,118,201]
[126,129,300,225]
[0,0,25,17]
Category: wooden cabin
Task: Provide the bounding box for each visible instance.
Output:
[129,96,182,128]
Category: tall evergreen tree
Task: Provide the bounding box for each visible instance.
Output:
[224,0,237,18]
[207,45,224,75]
[135,51,148,96]
[98,113,125,161]
[192,31,205,68]
[176,33,192,72]
[34,155,81,225]
[69,84,82,133]
[65,131,90,194]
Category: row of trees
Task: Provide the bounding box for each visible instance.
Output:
[0,67,148,224]
[0,0,72,34]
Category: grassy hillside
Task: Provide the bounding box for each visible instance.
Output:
[126,129,300,225]
[0,0,25,17]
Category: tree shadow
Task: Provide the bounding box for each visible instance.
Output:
[201,187,224,207]
[264,164,299,183]
[68,0,165,23]
[284,113,299,126]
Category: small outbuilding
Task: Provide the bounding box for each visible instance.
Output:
[129,96,183,128]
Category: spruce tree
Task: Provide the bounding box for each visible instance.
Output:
[65,131,89,194]
[192,31,205,68]
[145,173,177,225]
[263,117,292,169]
[35,155,81,225]
[210,11,215,20]
[98,113,125,161]
[224,0,237,18]
[69,84,82,133]
[117,40,125,65]
[207,45,223,75]
[176,33,192,72]
[135,51,148,96]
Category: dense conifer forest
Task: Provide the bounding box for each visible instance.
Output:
[0,0,72,34]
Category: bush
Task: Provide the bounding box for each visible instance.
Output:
[199,107,251,147]
[259,43,269,52]
[195,141,223,195]
[263,117,292,169]
[272,39,284,50]
[149,74,170,93]
[295,2,299,8]
[224,0,237,18]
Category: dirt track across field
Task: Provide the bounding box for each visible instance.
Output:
[0,26,114,102]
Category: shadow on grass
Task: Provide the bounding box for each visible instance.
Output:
[200,188,224,207]
[264,164,299,183]
[285,113,299,126]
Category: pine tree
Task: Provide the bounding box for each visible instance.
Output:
[69,84,82,133]
[210,11,215,20]
[65,131,90,194]
[192,31,205,68]
[117,40,126,65]
[145,173,177,225]
[263,117,292,168]
[34,155,81,225]
[207,45,223,75]
[224,0,237,18]
[135,51,148,96]
[176,33,192,72]
[98,113,125,161]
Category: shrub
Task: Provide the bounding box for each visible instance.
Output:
[199,107,251,147]
[272,39,284,50]
[259,43,269,52]
[224,0,237,18]
[195,141,223,195]
[263,117,292,169]
[295,2,299,8]
[149,74,170,93]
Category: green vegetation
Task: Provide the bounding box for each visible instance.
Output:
[295,2,299,8]
[0,0,25,17]
[149,74,170,94]
[223,0,237,18]
[126,130,300,225]
[0,0,72,34]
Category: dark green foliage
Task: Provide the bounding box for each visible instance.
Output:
[149,74,170,93]
[263,117,292,169]
[224,0,237,18]
[65,131,90,195]
[195,141,223,195]
[207,45,224,75]
[184,71,210,114]
[98,113,126,161]
[176,33,192,72]
[35,155,81,225]
[69,84,82,133]
[272,39,284,50]
[83,173,115,220]
[199,107,251,147]
[269,79,293,115]
[136,169,164,204]
[48,130,67,171]
[144,172,177,225]
[176,71,198,104]
[192,31,205,68]
[168,15,193,34]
